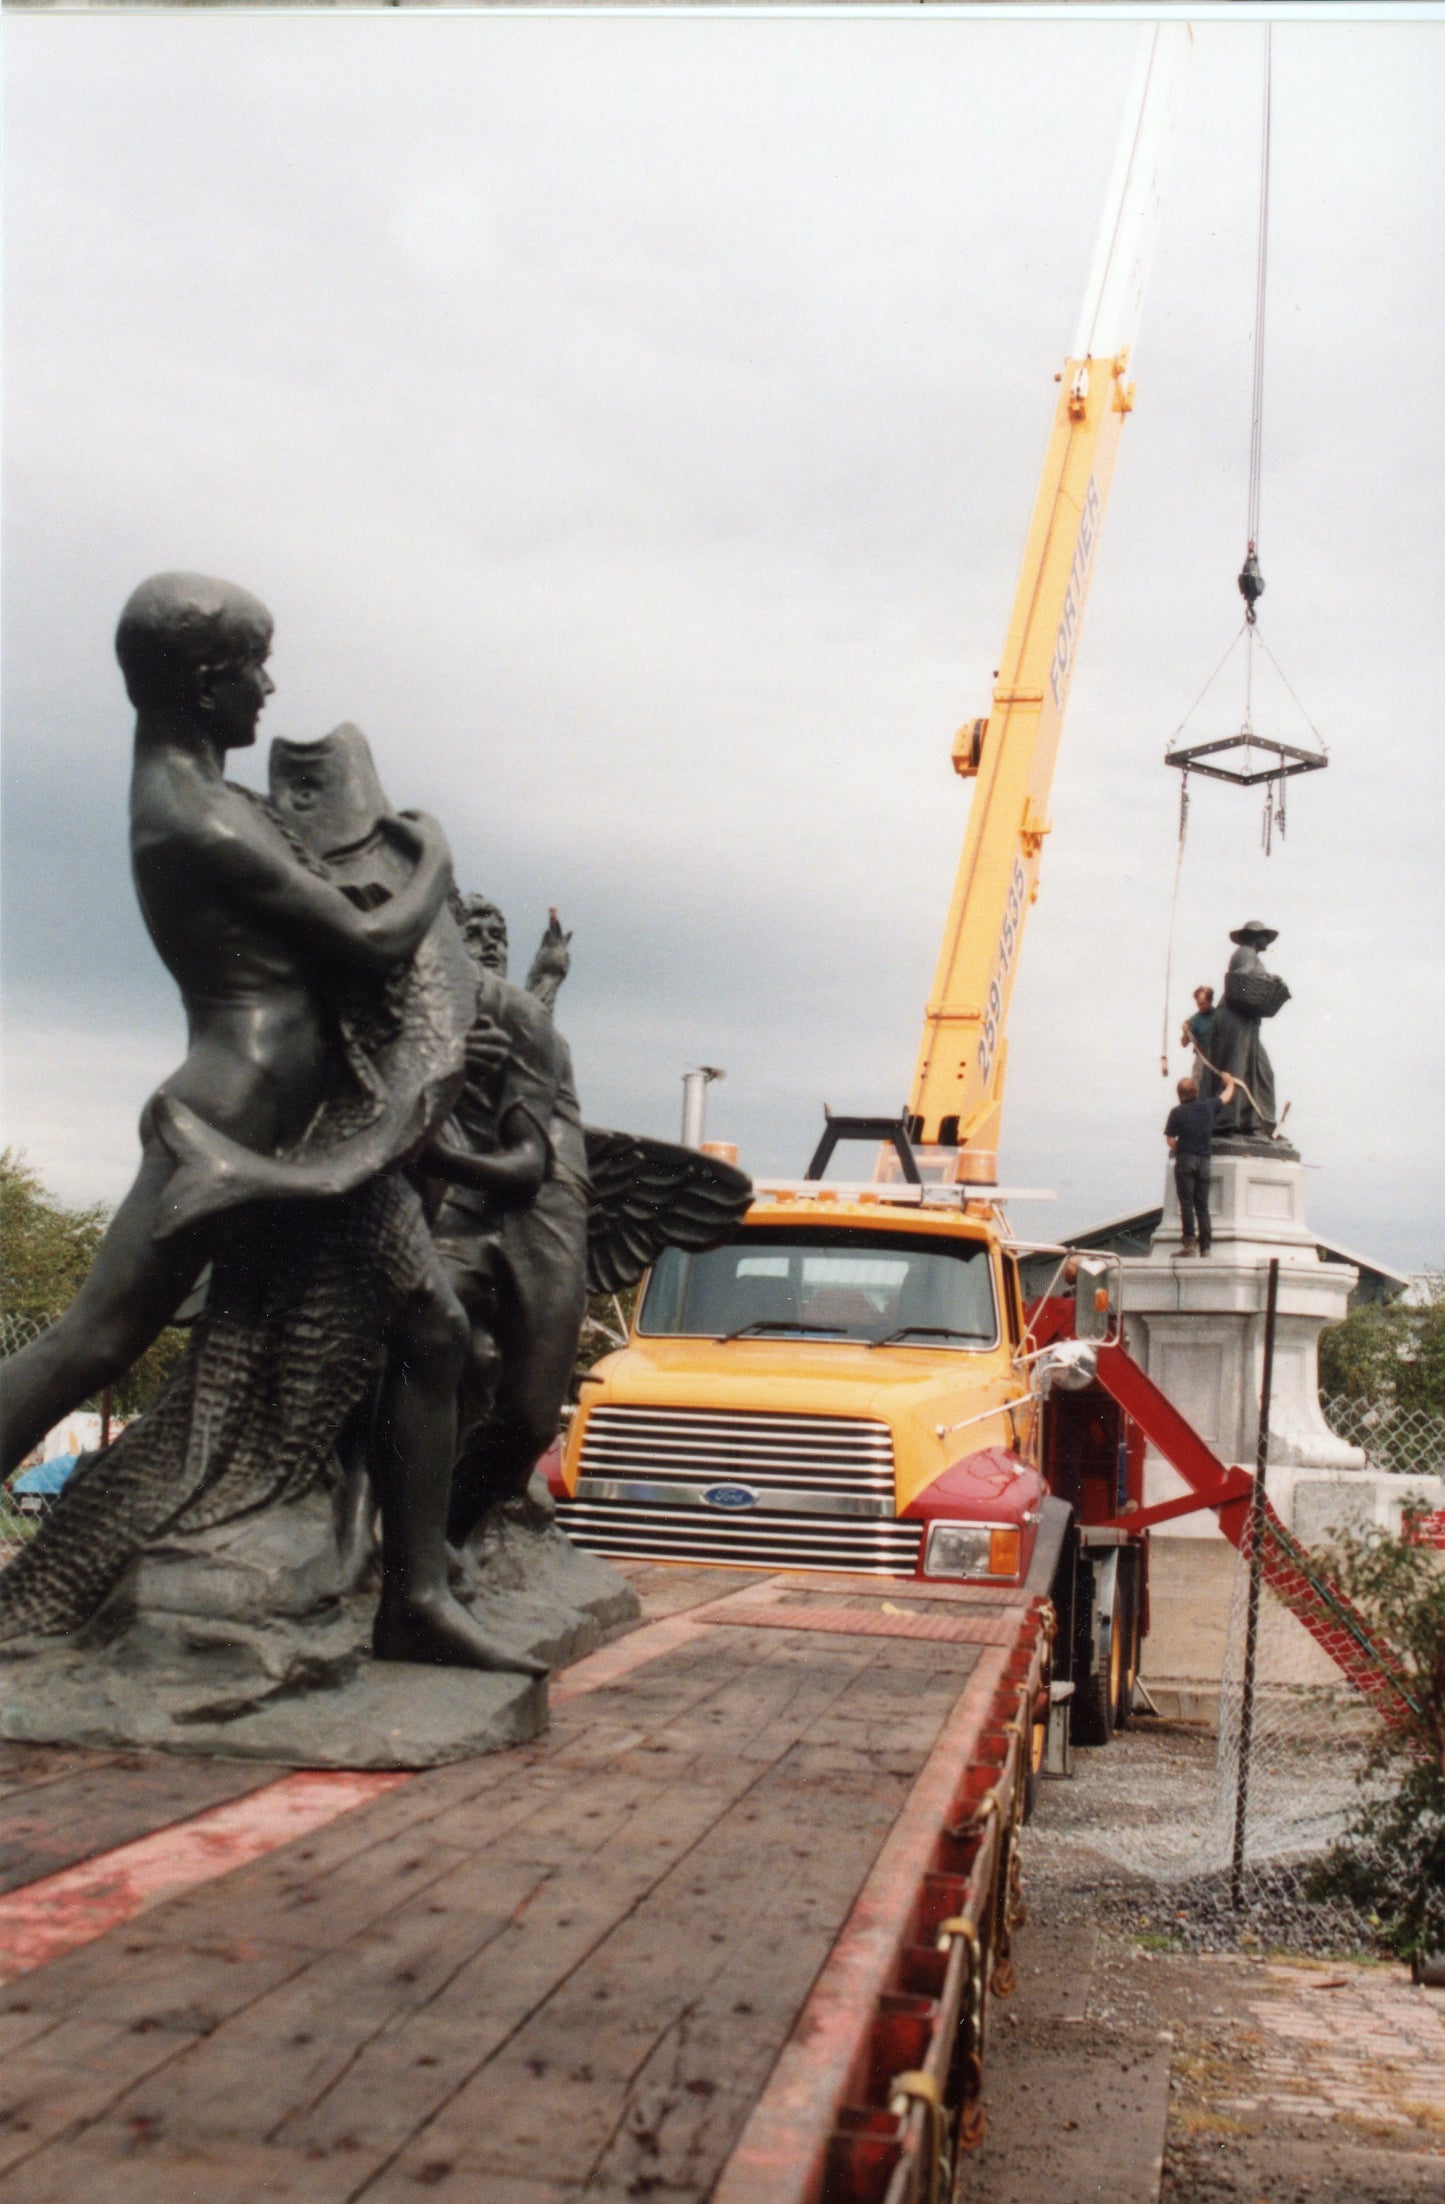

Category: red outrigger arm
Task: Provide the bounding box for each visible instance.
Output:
[1092,1340,1418,1726]
[1030,1299,1419,1729]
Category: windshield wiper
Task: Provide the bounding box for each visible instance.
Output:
[869,1325,988,1349]
[722,1319,848,1342]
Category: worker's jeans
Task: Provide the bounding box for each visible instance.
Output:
[1175,1155,1212,1251]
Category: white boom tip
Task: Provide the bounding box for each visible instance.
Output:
[1071,21,1191,367]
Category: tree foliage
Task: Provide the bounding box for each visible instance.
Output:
[1306,1506,1445,1963]
[0,1151,184,1426]
[0,1151,106,1331]
[1318,1269,1445,1416]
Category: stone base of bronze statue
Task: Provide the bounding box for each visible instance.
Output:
[0,1478,638,1770]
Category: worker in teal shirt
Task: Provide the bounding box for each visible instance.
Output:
[1180,985,1215,1081]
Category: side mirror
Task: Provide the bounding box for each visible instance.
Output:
[1073,1255,1114,1342]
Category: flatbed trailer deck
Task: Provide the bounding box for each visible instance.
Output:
[0,1561,1049,2204]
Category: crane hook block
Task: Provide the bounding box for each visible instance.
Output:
[1238,548,1265,623]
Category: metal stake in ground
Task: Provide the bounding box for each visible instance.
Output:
[1232,1255,1280,1911]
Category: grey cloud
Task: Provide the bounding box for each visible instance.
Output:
[3,15,1441,1270]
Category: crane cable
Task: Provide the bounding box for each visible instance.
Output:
[1159,781,1189,1078]
[1245,27,1272,581]
[1244,30,1275,849]
[1160,30,1274,1076]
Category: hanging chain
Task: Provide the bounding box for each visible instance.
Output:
[1238,27,1273,626]
[1261,764,1286,856]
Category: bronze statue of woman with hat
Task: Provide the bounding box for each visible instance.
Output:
[1199,921,1292,1145]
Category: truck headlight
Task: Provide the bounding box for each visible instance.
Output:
[923,1521,1022,1580]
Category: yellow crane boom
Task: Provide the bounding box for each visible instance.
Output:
[908,25,1190,1176]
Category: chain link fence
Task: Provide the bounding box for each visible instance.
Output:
[1095,1543,1394,1954]
[0,1312,51,1563]
[1092,1388,1440,1953]
[0,1313,46,1360]
[1321,1393,1445,1480]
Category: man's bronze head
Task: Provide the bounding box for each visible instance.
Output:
[458,893,509,978]
[116,573,274,733]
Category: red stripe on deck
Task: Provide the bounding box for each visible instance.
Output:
[749,1572,1028,1606]
[701,1601,1026,1647]
[0,1769,407,1982]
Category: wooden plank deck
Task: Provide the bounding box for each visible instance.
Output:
[0,1566,1003,2202]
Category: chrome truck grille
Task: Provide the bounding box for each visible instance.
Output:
[577,1405,896,1498]
[556,1502,923,1574]
[557,1406,921,1574]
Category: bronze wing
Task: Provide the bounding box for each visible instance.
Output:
[582,1131,753,1295]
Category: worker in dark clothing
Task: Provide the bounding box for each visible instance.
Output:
[1164,1073,1236,1256]
[1179,985,1216,1082]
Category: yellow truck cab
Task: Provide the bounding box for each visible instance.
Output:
[555,1128,1047,1594]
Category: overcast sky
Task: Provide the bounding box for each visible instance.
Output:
[3,8,1442,1273]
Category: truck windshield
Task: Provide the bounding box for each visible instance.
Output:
[638,1227,998,1348]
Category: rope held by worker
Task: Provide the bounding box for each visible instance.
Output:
[1189,1044,1272,1133]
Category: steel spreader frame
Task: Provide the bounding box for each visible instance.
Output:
[1164,731,1327,787]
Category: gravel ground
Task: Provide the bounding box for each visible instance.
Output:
[1101,1861,1380,1960]
[1026,1714,1386,1959]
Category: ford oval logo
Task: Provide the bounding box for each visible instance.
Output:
[702,1483,758,1512]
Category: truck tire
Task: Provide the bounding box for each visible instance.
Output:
[1072,1578,1123,1747]
[1116,1556,1142,1730]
